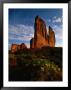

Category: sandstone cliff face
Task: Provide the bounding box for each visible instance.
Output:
[49,26,55,47]
[34,16,47,39]
[11,43,27,53]
[30,16,55,48]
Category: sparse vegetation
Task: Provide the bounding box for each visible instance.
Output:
[9,47,62,81]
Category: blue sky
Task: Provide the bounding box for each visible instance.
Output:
[9,9,63,49]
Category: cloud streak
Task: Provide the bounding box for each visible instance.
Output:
[52,16,62,23]
[9,23,62,49]
[9,24,34,48]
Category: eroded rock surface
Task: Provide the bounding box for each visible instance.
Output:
[30,16,55,48]
[11,43,27,53]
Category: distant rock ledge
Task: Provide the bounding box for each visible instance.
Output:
[11,43,27,53]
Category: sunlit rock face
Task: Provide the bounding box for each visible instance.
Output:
[11,43,27,53]
[49,26,55,47]
[11,44,18,53]
[30,16,55,48]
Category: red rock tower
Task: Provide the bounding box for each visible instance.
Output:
[30,16,55,48]
[49,26,55,47]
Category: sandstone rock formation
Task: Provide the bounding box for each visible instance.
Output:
[11,16,55,51]
[20,43,27,50]
[49,26,55,47]
[11,44,18,53]
[30,16,55,48]
[11,43,27,53]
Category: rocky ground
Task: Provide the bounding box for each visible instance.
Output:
[9,47,62,81]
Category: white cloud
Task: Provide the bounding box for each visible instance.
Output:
[8,44,11,50]
[9,24,34,48]
[25,43,30,48]
[9,24,62,48]
[48,19,51,22]
[53,16,57,19]
[52,16,62,23]
[52,25,63,47]
[9,24,34,37]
